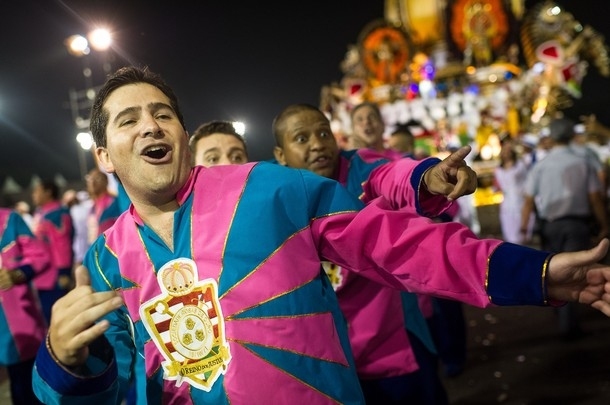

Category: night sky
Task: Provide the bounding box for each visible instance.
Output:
[1,0,609,190]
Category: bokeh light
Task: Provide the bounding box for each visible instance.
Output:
[232,121,246,136]
[76,132,94,150]
[88,28,112,51]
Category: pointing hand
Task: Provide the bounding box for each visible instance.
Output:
[423,145,478,201]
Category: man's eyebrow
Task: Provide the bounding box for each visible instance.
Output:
[112,102,175,125]
[149,102,176,115]
[202,147,221,154]
[113,106,141,125]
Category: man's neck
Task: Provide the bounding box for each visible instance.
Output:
[132,197,180,250]
[370,140,385,152]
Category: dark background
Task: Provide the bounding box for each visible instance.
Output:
[1,0,609,189]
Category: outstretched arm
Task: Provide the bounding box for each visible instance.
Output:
[311,181,610,317]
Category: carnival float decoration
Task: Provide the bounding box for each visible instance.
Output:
[320,0,609,160]
[520,1,610,121]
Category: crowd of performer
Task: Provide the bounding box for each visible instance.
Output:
[2,65,610,404]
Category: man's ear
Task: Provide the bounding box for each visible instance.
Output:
[273,146,286,165]
[95,147,115,173]
[184,130,195,165]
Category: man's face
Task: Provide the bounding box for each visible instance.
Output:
[193,134,248,167]
[95,83,192,204]
[351,105,385,149]
[31,183,50,207]
[273,110,339,179]
[388,133,413,154]
[85,170,108,196]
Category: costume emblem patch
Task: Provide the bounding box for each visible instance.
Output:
[139,258,231,391]
[322,261,344,291]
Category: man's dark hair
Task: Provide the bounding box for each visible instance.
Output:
[548,117,576,144]
[350,101,382,121]
[90,66,186,148]
[189,121,247,154]
[272,103,328,147]
[40,179,60,200]
[391,124,414,138]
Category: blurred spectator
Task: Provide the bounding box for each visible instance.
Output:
[388,124,415,155]
[62,189,92,267]
[31,179,74,323]
[85,168,118,244]
[350,101,403,159]
[536,129,554,161]
[494,140,535,243]
[0,207,49,404]
[571,123,608,206]
[14,200,33,230]
[519,133,541,168]
[521,117,609,339]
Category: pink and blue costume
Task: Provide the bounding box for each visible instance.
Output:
[1,208,49,404]
[88,193,121,246]
[31,200,74,323]
[34,163,555,404]
[329,149,450,403]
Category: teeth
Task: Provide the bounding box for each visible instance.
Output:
[146,146,166,153]
[143,145,167,155]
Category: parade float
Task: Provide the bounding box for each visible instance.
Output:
[320,0,609,206]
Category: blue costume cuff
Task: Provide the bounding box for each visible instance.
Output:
[410,157,441,215]
[487,242,552,305]
[436,212,454,223]
[19,264,35,282]
[58,267,72,278]
[35,333,117,396]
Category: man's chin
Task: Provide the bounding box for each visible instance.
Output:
[312,167,333,179]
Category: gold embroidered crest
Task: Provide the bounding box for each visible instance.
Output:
[139,258,231,391]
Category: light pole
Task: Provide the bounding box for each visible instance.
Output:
[65,28,113,179]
